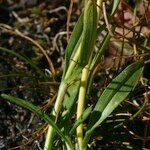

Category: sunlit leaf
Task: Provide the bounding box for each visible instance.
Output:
[79,1,97,66]
[63,80,80,119]
[83,61,144,148]
[63,13,83,76]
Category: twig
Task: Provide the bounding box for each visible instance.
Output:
[49,6,67,14]
[0,23,56,77]
[102,2,114,37]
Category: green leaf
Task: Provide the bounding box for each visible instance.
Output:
[0,94,73,147]
[139,45,150,52]
[87,32,112,96]
[69,106,92,135]
[0,47,45,78]
[63,80,80,118]
[63,13,83,76]
[83,61,144,147]
[111,0,120,16]
[90,32,111,71]
[79,1,97,66]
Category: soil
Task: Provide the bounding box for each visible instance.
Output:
[0,0,150,150]
[0,0,71,149]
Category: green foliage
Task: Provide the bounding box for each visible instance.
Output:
[69,106,93,135]
[63,14,83,76]
[82,61,144,148]
[111,0,120,16]
[1,0,149,149]
[0,46,45,78]
[79,0,97,66]
[1,94,73,149]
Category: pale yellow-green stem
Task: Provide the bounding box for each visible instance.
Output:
[44,82,68,150]
[76,1,103,149]
[76,64,90,149]
[64,43,81,80]
[44,41,82,150]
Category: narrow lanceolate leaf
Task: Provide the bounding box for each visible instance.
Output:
[0,47,45,78]
[63,13,83,76]
[83,61,144,146]
[90,32,111,71]
[0,94,73,147]
[63,80,80,119]
[111,0,120,16]
[79,1,97,66]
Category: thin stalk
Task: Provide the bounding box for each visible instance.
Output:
[44,82,68,150]
[133,4,138,58]
[44,36,82,150]
[129,101,147,121]
[64,43,81,80]
[76,0,103,148]
[67,0,74,41]
[0,24,55,77]
[76,64,90,149]
[102,2,114,36]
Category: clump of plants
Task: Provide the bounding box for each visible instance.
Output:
[1,0,150,149]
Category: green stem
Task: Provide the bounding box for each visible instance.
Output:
[44,125,55,150]
[81,130,92,150]
[44,82,68,150]
[64,43,81,80]
[76,64,90,149]
[44,32,82,149]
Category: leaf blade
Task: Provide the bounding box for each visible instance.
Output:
[111,0,120,16]
[0,94,72,147]
[0,47,45,78]
[83,61,144,147]
[79,1,97,66]
[63,13,83,76]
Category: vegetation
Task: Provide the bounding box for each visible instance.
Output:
[0,0,150,149]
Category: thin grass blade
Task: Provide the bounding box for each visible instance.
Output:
[0,94,73,148]
[90,32,111,71]
[111,0,120,16]
[0,47,45,78]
